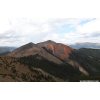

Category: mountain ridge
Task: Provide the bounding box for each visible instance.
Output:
[0,40,99,81]
[70,42,100,49]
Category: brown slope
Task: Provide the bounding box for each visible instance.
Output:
[0,56,60,82]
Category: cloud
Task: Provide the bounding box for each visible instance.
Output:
[0,18,100,46]
[77,18,100,33]
[57,19,100,44]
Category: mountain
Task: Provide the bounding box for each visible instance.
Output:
[0,40,100,81]
[0,47,16,56]
[8,42,40,57]
[7,41,81,81]
[0,46,15,55]
[70,42,100,49]
[8,42,64,64]
[9,40,82,74]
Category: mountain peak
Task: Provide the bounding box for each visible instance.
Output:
[37,40,74,60]
[38,40,56,45]
[19,42,36,50]
[37,40,56,47]
[45,40,56,43]
[8,42,38,57]
[26,42,34,46]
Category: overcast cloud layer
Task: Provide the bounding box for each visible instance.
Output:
[0,18,99,46]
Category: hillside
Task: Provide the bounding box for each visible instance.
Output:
[0,56,60,82]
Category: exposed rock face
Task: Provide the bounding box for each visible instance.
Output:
[37,40,74,60]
